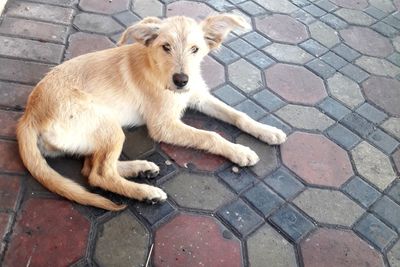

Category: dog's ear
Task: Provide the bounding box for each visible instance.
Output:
[117,17,162,46]
[201,14,250,50]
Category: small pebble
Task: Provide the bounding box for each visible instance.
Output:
[165,160,172,166]
[232,166,239,173]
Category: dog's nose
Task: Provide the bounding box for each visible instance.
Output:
[172,73,189,88]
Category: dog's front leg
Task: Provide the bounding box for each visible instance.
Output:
[148,120,259,166]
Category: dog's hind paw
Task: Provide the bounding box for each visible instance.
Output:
[143,186,167,204]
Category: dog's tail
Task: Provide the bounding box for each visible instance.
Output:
[16,117,127,211]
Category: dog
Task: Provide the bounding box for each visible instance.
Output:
[16,14,287,211]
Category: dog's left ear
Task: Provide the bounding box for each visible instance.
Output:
[118,17,162,46]
[201,14,250,50]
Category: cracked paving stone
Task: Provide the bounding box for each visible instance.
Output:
[263,43,313,64]
[343,176,381,208]
[381,118,400,139]
[276,105,334,131]
[247,224,297,267]
[334,8,376,26]
[351,141,396,190]
[163,172,234,211]
[308,21,340,48]
[73,13,124,35]
[356,56,400,77]
[293,188,364,226]
[228,59,263,93]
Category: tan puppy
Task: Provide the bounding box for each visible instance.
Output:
[17,14,286,211]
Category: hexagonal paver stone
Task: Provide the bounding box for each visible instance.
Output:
[4,198,89,267]
[236,134,278,177]
[308,21,340,48]
[73,13,124,35]
[362,76,400,117]
[162,172,234,210]
[166,1,214,21]
[382,118,400,139]
[254,0,297,13]
[263,43,313,64]
[276,105,334,131]
[334,8,376,26]
[388,240,400,267]
[265,64,327,105]
[247,224,297,267]
[340,26,394,58]
[133,0,163,18]
[202,55,225,89]
[228,59,262,93]
[255,14,308,44]
[154,213,242,267]
[65,32,115,59]
[351,141,396,191]
[356,56,400,77]
[327,73,364,109]
[282,132,353,188]
[95,211,149,267]
[0,175,21,210]
[370,0,397,12]
[301,228,384,267]
[123,126,155,160]
[79,0,129,14]
[329,0,368,9]
[293,188,364,226]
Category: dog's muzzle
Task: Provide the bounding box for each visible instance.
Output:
[172,73,188,89]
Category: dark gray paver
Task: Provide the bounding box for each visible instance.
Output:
[326,124,361,149]
[372,21,398,38]
[264,168,304,200]
[299,39,328,57]
[213,84,246,106]
[387,181,400,204]
[320,13,348,29]
[339,64,369,83]
[355,103,388,124]
[212,45,241,64]
[388,52,400,67]
[368,129,399,154]
[372,196,400,231]
[306,58,336,79]
[315,0,338,12]
[303,4,326,17]
[340,113,375,138]
[217,167,257,193]
[252,89,285,112]
[235,99,267,120]
[318,97,351,121]
[332,43,361,62]
[130,200,175,225]
[238,1,266,15]
[320,51,348,70]
[245,51,275,69]
[242,31,271,48]
[243,183,284,217]
[73,13,124,34]
[227,38,257,56]
[260,114,292,134]
[343,176,381,208]
[113,11,140,27]
[364,6,387,20]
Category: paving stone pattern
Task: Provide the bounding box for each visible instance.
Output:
[0,0,399,266]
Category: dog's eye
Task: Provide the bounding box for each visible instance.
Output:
[191,46,199,54]
[162,44,171,53]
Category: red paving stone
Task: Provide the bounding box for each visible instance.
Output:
[340,26,394,58]
[166,1,214,21]
[301,228,384,267]
[154,213,242,267]
[281,132,353,188]
[65,32,115,59]
[0,175,21,210]
[0,141,25,174]
[0,110,22,138]
[362,76,400,117]
[202,55,226,90]
[265,63,327,105]
[329,0,368,9]
[3,198,90,267]
[0,82,32,108]
[255,14,308,44]
[79,0,129,14]
[0,213,11,241]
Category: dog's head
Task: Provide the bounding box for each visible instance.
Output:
[118,14,249,92]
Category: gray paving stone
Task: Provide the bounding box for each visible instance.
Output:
[291,0,311,7]
[207,0,235,11]
[308,21,340,48]
[364,6,387,20]
[341,113,375,137]
[293,188,364,226]
[388,240,400,267]
[264,43,313,64]
[235,99,267,120]
[339,64,369,83]
[228,59,263,93]
[236,134,278,177]
[238,1,266,15]
[113,11,140,27]
[255,0,298,13]
[387,181,400,204]
[73,13,124,34]
[332,43,361,62]
[306,58,336,79]
[299,39,328,57]
[320,13,348,29]
[123,126,155,160]
[0,58,54,85]
[0,36,64,64]
[354,213,397,251]
[368,129,399,154]
[351,142,397,190]
[318,97,351,120]
[145,152,177,182]
[320,51,348,70]
[264,168,304,200]
[355,103,388,124]
[335,8,376,26]
[371,196,400,231]
[242,31,271,48]
[252,89,285,112]
[243,183,284,217]
[315,0,338,12]
[291,9,317,25]
[372,22,398,38]
[245,50,275,69]
[381,118,400,140]
[227,38,257,56]
[387,52,400,67]
[213,84,246,105]
[326,123,361,149]
[356,56,400,78]
[32,0,75,6]
[163,172,234,211]
[133,0,163,17]
[217,167,257,193]
[343,176,381,208]
[303,4,326,17]
[247,224,297,267]
[95,212,149,267]
[327,73,364,109]
[212,45,241,64]
[383,16,400,30]
[270,204,315,242]
[260,115,292,135]
[131,200,175,225]
[217,199,264,236]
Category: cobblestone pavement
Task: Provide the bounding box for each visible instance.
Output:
[0,0,400,266]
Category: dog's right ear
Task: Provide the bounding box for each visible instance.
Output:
[117,17,162,46]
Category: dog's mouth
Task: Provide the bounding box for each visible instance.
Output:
[165,86,189,93]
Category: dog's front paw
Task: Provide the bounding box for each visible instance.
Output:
[258,127,287,145]
[230,144,259,166]
[143,185,167,204]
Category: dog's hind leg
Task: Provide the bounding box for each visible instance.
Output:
[87,121,166,202]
